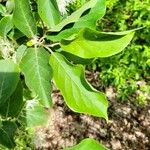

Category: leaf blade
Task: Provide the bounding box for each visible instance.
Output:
[26,100,49,127]
[0,59,19,105]
[20,48,52,108]
[0,121,17,149]
[37,0,61,28]
[50,53,108,119]
[15,44,27,63]
[50,0,105,32]
[13,0,37,38]
[73,0,106,29]
[64,138,107,150]
[0,15,13,37]
[61,28,135,58]
[0,80,24,117]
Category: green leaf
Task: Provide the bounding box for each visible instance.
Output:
[61,28,135,58]
[15,44,27,63]
[64,138,107,150]
[0,15,13,37]
[13,0,37,38]
[50,53,108,119]
[6,0,15,13]
[0,4,6,15]
[26,100,48,127]
[73,0,106,29]
[60,51,93,65]
[0,59,19,105]
[8,28,25,41]
[20,48,52,108]
[0,121,17,149]
[50,0,105,32]
[47,0,105,41]
[0,80,24,117]
[37,0,61,28]
[47,28,79,42]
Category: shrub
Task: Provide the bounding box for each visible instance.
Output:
[0,0,134,149]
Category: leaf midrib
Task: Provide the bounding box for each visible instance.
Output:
[53,54,101,110]
[34,48,48,100]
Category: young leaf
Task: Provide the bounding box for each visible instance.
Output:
[20,48,52,108]
[0,121,17,149]
[50,53,108,119]
[0,80,24,117]
[64,138,107,150]
[37,0,61,28]
[26,100,49,127]
[6,0,15,13]
[61,28,135,58]
[13,0,37,38]
[0,59,19,105]
[15,44,27,63]
[0,15,13,37]
[50,0,105,32]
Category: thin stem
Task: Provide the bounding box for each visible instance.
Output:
[43,43,60,48]
[43,45,54,54]
[49,43,60,47]
[39,36,45,44]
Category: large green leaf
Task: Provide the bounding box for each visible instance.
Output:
[0,15,13,37]
[37,0,61,28]
[0,121,17,149]
[13,0,37,38]
[0,80,24,117]
[0,59,19,105]
[50,0,105,32]
[61,28,135,58]
[64,138,107,150]
[26,100,49,127]
[50,53,108,119]
[20,48,52,108]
